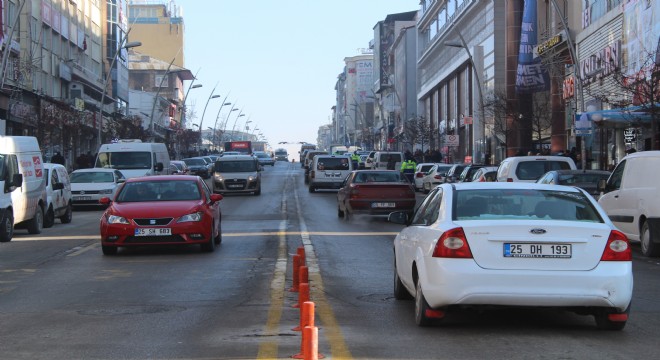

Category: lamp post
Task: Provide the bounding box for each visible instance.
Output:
[181,79,202,129]
[212,93,232,149]
[445,31,484,164]
[230,109,246,140]
[98,40,142,149]
[197,85,220,154]
[242,119,252,140]
[221,104,239,142]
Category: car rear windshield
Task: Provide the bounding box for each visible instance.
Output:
[558,173,610,184]
[316,157,350,171]
[454,189,603,222]
[96,151,151,169]
[516,161,573,180]
[379,153,401,162]
[215,160,258,172]
[354,172,404,183]
[183,158,205,166]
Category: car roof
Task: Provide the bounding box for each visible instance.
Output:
[72,168,118,173]
[44,162,66,169]
[124,175,200,183]
[551,169,611,175]
[448,181,584,193]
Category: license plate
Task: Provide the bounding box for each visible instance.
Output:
[73,196,92,201]
[504,243,572,258]
[372,202,396,208]
[135,228,172,236]
[228,184,243,188]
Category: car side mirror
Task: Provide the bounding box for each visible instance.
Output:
[210,194,223,203]
[99,197,111,205]
[388,211,409,225]
[52,182,64,190]
[154,162,164,172]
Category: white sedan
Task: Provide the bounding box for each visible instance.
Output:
[70,168,126,207]
[390,182,633,330]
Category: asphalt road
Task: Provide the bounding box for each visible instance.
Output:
[1,161,659,360]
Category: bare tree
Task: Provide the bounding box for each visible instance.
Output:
[530,92,553,151]
[483,89,518,152]
[400,115,431,152]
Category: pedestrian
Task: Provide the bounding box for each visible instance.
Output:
[51,152,65,166]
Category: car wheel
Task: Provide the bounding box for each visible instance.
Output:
[59,203,73,224]
[200,224,216,252]
[394,259,413,300]
[641,221,660,257]
[102,245,118,255]
[254,187,261,196]
[415,279,435,327]
[43,205,55,228]
[27,206,44,235]
[594,303,630,331]
[337,205,344,218]
[0,211,14,243]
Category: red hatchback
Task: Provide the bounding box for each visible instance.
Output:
[337,170,416,220]
[99,175,223,255]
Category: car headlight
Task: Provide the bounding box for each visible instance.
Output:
[177,212,203,223]
[214,173,224,181]
[107,215,129,224]
[99,189,114,194]
[248,175,255,182]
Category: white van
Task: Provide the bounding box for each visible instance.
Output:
[366,151,404,170]
[308,155,353,192]
[43,163,73,227]
[496,155,576,182]
[0,136,47,241]
[598,151,660,257]
[212,155,261,195]
[95,139,170,178]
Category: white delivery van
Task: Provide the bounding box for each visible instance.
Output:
[212,155,262,195]
[0,136,47,241]
[308,155,353,192]
[598,151,660,257]
[368,151,404,170]
[43,163,73,227]
[496,155,576,182]
[95,139,170,179]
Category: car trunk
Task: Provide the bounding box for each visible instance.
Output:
[350,183,415,200]
[455,220,611,271]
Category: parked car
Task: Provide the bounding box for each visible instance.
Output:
[496,155,576,182]
[43,163,73,227]
[182,157,210,178]
[537,169,611,199]
[422,164,453,193]
[457,164,488,183]
[254,151,275,166]
[598,151,660,257]
[413,163,438,191]
[337,170,416,220]
[170,160,189,175]
[443,164,467,183]
[389,182,632,330]
[70,168,125,207]
[469,166,499,182]
[98,175,223,255]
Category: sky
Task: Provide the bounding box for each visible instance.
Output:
[181,0,419,147]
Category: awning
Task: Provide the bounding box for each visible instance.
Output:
[580,104,657,128]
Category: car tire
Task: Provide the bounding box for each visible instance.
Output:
[59,203,73,224]
[337,206,344,218]
[394,259,413,300]
[214,222,222,245]
[43,205,55,228]
[641,221,660,257]
[102,245,118,255]
[201,224,216,252]
[26,206,44,235]
[0,211,14,243]
[414,279,435,327]
[594,303,630,331]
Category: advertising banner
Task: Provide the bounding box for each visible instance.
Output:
[516,0,550,93]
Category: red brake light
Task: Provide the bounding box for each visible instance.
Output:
[432,227,473,258]
[507,178,513,182]
[416,173,424,178]
[433,175,441,179]
[600,230,631,261]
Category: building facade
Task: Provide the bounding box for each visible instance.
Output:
[127,0,184,68]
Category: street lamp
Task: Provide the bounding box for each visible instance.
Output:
[221,104,239,142]
[231,110,246,140]
[181,80,202,129]
[445,32,484,163]
[212,94,233,149]
[98,40,142,149]
[197,85,221,154]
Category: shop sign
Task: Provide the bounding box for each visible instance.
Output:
[537,33,564,56]
[580,40,621,84]
[563,76,575,99]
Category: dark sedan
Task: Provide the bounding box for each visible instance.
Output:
[337,170,416,220]
[536,169,611,199]
[182,157,210,178]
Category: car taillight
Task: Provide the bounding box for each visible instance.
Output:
[600,230,631,261]
[507,178,513,182]
[349,185,361,198]
[416,173,424,178]
[432,227,473,258]
[433,174,440,179]
[310,170,315,178]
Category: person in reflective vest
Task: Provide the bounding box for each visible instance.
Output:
[350,151,360,170]
[401,159,416,183]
